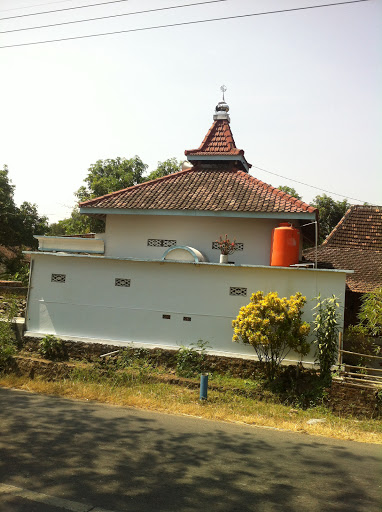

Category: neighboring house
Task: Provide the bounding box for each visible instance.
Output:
[25,100,349,363]
[304,205,382,326]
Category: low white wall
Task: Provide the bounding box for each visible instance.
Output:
[104,214,296,266]
[35,236,104,254]
[26,254,347,362]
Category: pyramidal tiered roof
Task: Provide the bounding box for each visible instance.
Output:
[185,119,244,157]
[80,100,316,217]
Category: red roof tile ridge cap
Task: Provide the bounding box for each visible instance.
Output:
[240,174,317,212]
[185,121,218,154]
[322,205,353,246]
[185,119,237,155]
[79,167,194,207]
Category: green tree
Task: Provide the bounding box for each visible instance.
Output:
[17,201,48,248]
[144,158,182,182]
[0,165,19,246]
[311,194,350,243]
[278,186,302,200]
[76,156,148,202]
[48,157,182,235]
[0,166,48,248]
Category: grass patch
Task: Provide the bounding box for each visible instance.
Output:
[1,367,381,444]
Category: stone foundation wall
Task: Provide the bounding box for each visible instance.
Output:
[329,380,381,418]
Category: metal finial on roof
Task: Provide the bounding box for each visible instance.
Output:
[220,84,227,101]
[214,85,230,122]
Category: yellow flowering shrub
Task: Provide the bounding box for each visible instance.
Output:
[232,291,310,379]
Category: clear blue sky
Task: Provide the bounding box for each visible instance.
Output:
[1,0,381,222]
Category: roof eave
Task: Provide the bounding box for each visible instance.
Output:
[186,154,251,172]
[79,207,317,220]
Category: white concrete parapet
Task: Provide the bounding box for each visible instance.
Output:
[34,235,104,254]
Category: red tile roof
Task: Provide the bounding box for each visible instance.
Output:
[185,120,243,157]
[323,205,382,250]
[80,166,316,215]
[303,206,382,292]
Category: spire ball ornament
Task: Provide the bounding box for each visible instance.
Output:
[213,85,230,122]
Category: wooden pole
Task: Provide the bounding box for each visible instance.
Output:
[338,331,343,367]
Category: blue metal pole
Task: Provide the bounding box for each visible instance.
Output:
[199,373,208,400]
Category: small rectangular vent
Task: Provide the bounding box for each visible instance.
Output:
[183,316,191,322]
[51,273,66,283]
[147,239,176,248]
[212,242,244,251]
[162,314,171,320]
[229,287,247,296]
[115,278,131,287]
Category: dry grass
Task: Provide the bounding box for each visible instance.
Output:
[1,373,381,445]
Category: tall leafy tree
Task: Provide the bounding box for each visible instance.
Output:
[144,158,182,182]
[311,194,351,243]
[76,156,148,202]
[277,185,302,201]
[0,165,19,246]
[0,165,48,248]
[48,157,182,235]
[17,202,49,248]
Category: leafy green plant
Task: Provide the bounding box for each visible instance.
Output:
[0,298,18,369]
[232,291,310,380]
[39,335,66,361]
[358,287,382,337]
[312,295,340,383]
[176,340,210,378]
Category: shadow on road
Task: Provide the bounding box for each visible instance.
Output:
[0,388,380,512]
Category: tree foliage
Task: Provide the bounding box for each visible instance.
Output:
[48,157,182,236]
[358,287,382,337]
[278,186,302,200]
[0,165,48,249]
[232,291,310,379]
[312,294,340,383]
[76,156,148,202]
[311,194,350,243]
[144,158,182,182]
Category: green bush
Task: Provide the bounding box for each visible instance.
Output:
[0,298,18,370]
[313,295,340,383]
[358,287,382,337]
[39,335,66,361]
[176,340,210,378]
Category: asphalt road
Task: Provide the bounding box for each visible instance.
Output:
[0,387,381,512]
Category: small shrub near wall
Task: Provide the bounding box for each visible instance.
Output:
[232,291,310,380]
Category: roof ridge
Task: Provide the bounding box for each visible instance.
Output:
[79,167,194,207]
[237,172,317,213]
[322,205,353,246]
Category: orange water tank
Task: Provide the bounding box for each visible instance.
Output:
[270,223,300,267]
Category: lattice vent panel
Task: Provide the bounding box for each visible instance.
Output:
[51,274,66,283]
[229,287,247,296]
[147,239,177,247]
[115,278,131,287]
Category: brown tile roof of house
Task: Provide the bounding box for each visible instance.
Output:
[80,166,317,215]
[303,206,382,292]
[185,120,243,157]
[323,205,382,250]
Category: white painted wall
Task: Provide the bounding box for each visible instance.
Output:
[35,236,104,254]
[27,254,347,362]
[104,214,300,265]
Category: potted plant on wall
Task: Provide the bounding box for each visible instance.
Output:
[216,234,237,263]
